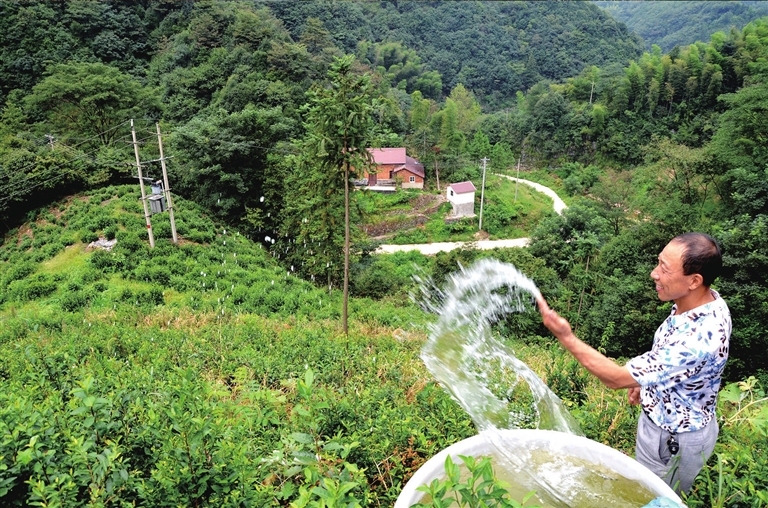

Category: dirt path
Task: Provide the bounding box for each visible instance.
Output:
[375,177,565,255]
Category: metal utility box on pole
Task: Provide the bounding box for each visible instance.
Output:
[156,123,178,243]
[132,119,155,248]
[479,157,489,231]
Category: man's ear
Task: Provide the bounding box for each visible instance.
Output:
[689,273,704,290]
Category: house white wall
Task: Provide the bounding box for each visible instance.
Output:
[447,187,474,205]
[446,185,476,217]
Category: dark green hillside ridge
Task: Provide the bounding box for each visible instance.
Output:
[595,0,768,52]
[265,0,644,106]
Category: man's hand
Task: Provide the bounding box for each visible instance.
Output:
[536,294,573,339]
[628,386,641,405]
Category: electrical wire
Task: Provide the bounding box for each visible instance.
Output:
[0,120,156,207]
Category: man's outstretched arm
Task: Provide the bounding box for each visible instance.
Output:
[537,294,640,390]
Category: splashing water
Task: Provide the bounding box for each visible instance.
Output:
[417,258,588,506]
[418,258,582,436]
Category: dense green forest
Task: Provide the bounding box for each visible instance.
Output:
[597,0,768,52]
[2,1,768,506]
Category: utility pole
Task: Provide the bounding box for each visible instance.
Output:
[589,81,595,105]
[156,123,178,243]
[479,157,489,231]
[514,152,522,203]
[132,119,155,248]
[45,134,55,151]
[514,140,526,203]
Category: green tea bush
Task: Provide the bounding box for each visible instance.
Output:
[17,236,32,251]
[114,230,144,254]
[422,218,447,240]
[186,229,215,243]
[0,261,36,287]
[136,286,164,307]
[543,347,591,407]
[89,249,124,273]
[103,225,118,240]
[117,288,134,303]
[393,228,429,244]
[79,230,99,244]
[41,242,64,259]
[152,220,173,239]
[6,274,57,302]
[169,275,191,292]
[60,291,89,312]
[60,233,78,246]
[133,263,171,286]
[350,257,409,299]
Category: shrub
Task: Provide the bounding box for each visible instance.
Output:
[103,226,118,240]
[79,230,99,244]
[6,274,57,301]
[0,261,36,287]
[152,220,172,239]
[60,233,77,246]
[117,288,134,303]
[114,230,144,253]
[351,258,409,299]
[136,286,164,307]
[89,249,118,272]
[41,242,64,259]
[61,291,89,312]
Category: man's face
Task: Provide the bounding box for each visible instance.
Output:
[650,241,696,302]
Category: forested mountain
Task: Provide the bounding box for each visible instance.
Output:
[2,0,768,399]
[265,1,644,107]
[596,0,768,52]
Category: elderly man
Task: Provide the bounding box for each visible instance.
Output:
[537,232,731,494]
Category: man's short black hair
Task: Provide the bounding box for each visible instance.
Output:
[672,232,722,287]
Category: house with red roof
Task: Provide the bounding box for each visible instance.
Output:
[364,147,425,190]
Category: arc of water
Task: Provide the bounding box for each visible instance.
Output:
[418,258,584,506]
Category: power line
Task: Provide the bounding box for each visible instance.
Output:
[0,119,140,190]
[0,131,158,208]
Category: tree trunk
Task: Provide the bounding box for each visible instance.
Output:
[343,157,350,336]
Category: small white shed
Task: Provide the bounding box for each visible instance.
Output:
[446,181,476,217]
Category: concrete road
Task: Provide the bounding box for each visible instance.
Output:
[375,177,565,255]
[495,174,567,215]
[376,237,530,255]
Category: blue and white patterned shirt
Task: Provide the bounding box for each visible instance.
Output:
[626,290,731,433]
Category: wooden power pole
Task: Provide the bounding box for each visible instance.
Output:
[156,123,178,243]
[479,157,489,231]
[131,119,155,248]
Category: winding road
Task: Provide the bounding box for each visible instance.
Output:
[376,176,566,255]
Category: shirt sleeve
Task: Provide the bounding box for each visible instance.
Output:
[625,346,701,392]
